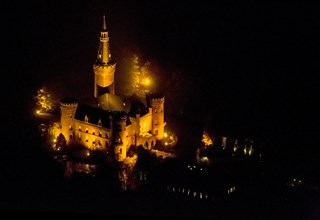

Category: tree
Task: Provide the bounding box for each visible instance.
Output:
[55,133,66,151]
[135,146,158,173]
[201,129,214,146]
[118,54,155,102]
[35,87,58,113]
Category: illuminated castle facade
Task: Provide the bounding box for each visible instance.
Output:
[58,15,165,162]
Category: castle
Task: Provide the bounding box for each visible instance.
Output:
[56,14,166,162]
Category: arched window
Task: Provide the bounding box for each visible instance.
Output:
[84,115,89,123]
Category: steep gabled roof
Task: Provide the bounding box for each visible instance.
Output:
[74,104,113,128]
[127,99,149,118]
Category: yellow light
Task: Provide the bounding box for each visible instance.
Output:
[164,132,168,138]
[243,147,247,154]
[165,142,168,146]
[144,78,150,85]
[87,152,90,156]
[36,110,40,114]
[53,139,56,143]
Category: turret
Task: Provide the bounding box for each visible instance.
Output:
[113,113,127,162]
[60,98,78,143]
[151,96,165,140]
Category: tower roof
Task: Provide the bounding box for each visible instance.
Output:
[102,13,107,31]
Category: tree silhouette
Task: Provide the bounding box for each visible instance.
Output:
[55,133,66,151]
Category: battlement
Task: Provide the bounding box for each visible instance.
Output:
[151,97,165,102]
[60,98,78,107]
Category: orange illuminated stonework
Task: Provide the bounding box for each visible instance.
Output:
[54,15,166,162]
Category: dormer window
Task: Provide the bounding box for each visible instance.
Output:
[98,119,102,126]
[84,115,89,123]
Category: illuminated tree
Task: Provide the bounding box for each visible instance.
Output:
[130,54,141,96]
[201,129,213,146]
[35,87,58,113]
[119,54,155,101]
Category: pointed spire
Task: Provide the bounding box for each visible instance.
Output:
[102,13,107,31]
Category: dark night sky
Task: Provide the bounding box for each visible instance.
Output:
[4,0,319,157]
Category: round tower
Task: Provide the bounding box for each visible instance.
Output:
[93,14,116,97]
[60,98,78,143]
[151,96,165,140]
[113,114,127,162]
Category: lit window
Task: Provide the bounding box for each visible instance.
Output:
[98,119,102,126]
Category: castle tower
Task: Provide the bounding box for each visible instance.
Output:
[113,114,127,162]
[60,98,78,143]
[151,97,165,140]
[93,14,116,98]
